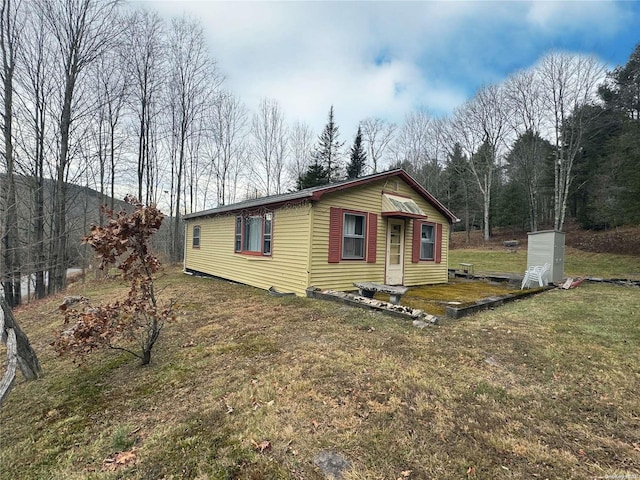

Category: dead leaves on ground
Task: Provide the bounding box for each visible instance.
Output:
[251,439,272,453]
[102,447,137,471]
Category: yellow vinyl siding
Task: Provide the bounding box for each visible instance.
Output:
[309,178,450,291]
[310,179,386,291]
[403,218,450,286]
[185,203,311,296]
[393,181,450,286]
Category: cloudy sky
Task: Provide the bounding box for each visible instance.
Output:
[141,1,639,140]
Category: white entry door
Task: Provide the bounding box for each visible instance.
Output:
[385,219,404,285]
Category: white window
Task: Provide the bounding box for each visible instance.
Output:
[263,213,272,255]
[192,225,201,248]
[420,223,435,260]
[342,213,365,259]
[234,217,242,252]
[235,213,273,256]
[244,216,262,252]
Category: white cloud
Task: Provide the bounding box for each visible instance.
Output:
[525,1,624,35]
[135,0,632,140]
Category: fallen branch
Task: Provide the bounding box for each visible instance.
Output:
[0,317,17,406]
[0,296,41,381]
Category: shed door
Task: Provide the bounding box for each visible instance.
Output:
[385,219,404,285]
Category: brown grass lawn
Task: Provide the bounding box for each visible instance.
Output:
[1,268,640,479]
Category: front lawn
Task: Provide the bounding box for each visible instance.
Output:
[1,268,639,479]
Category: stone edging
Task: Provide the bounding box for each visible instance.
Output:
[306,287,438,326]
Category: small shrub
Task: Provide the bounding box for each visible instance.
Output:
[53,196,174,365]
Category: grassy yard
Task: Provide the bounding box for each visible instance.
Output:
[1,266,639,479]
[450,246,640,279]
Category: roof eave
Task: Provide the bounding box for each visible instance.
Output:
[183,193,313,220]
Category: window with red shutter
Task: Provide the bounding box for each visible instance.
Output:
[329,207,377,263]
[413,220,441,262]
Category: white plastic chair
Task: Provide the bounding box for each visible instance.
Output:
[521,263,550,289]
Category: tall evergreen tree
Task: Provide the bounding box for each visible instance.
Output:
[296,156,328,190]
[314,106,344,182]
[346,126,367,178]
[505,130,554,232]
[599,43,640,120]
[444,143,476,241]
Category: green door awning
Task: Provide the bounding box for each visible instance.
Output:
[381,193,428,219]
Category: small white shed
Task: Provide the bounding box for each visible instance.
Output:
[527,230,565,284]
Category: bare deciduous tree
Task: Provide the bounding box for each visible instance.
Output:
[392,110,430,170]
[37,0,121,293]
[14,2,55,299]
[124,9,164,206]
[250,98,288,195]
[0,0,24,306]
[165,15,221,260]
[451,84,511,241]
[207,91,248,206]
[91,46,128,220]
[505,69,547,231]
[361,117,396,173]
[287,121,314,185]
[538,52,606,231]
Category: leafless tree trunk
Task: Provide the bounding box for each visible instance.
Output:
[287,120,314,185]
[361,117,396,173]
[37,0,120,294]
[92,49,127,221]
[1,0,23,306]
[166,15,221,260]
[451,84,511,241]
[124,9,164,206]
[207,91,248,206]
[251,98,287,195]
[505,69,546,232]
[538,52,605,231]
[14,4,54,299]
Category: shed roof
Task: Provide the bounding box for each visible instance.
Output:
[183,169,459,223]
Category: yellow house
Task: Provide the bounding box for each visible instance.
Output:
[183,169,459,296]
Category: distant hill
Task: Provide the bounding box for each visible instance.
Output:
[1,174,172,272]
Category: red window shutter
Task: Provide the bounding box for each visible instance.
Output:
[435,223,443,264]
[328,207,343,263]
[412,220,422,263]
[367,213,377,263]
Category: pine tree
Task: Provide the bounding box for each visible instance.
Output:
[346,126,367,179]
[314,106,344,182]
[296,157,329,189]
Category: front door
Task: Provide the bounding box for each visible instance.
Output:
[385,219,404,285]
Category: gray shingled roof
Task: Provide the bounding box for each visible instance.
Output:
[183,169,459,222]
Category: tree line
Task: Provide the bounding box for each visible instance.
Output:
[1,0,638,307]
[301,46,640,244]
